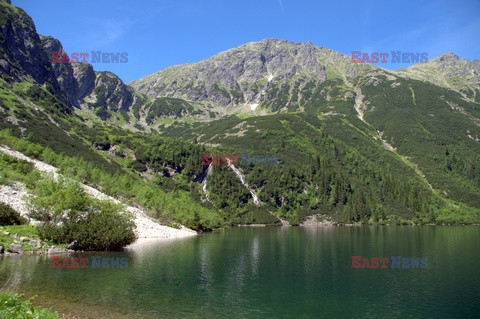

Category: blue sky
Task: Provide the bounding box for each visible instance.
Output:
[12,0,480,83]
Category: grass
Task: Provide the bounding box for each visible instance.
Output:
[1,225,39,237]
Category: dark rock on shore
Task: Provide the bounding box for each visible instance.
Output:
[67,240,79,251]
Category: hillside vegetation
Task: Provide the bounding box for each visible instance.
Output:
[0,0,479,227]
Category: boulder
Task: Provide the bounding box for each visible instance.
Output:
[48,248,65,255]
[8,244,24,254]
[66,240,79,251]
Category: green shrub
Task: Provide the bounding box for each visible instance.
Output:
[0,153,39,186]
[30,177,136,251]
[28,177,90,224]
[0,203,27,226]
[0,292,60,319]
[57,200,136,251]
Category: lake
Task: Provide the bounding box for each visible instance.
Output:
[1,226,479,318]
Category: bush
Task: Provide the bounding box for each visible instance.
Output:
[28,178,90,224]
[56,200,136,251]
[30,177,136,251]
[0,153,38,186]
[0,203,27,226]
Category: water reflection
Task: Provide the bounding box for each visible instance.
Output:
[0,226,479,318]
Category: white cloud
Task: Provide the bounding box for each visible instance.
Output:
[278,0,285,15]
[88,18,133,47]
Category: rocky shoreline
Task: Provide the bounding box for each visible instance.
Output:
[0,227,71,256]
[300,214,335,227]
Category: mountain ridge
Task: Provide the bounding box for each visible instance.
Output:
[131,39,480,107]
[129,38,370,109]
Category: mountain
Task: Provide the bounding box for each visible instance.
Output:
[1,0,479,227]
[0,0,136,111]
[131,40,480,117]
[132,39,480,221]
[395,52,480,102]
[130,39,376,115]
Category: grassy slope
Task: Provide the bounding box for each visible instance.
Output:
[359,75,480,207]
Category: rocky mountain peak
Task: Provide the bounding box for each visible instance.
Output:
[130,39,354,107]
[396,52,480,95]
[437,52,460,61]
[434,52,480,77]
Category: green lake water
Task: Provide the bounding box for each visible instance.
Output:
[1,226,479,318]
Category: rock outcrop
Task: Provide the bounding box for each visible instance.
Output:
[0,1,135,114]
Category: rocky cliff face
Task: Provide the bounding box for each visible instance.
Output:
[88,71,134,112]
[0,1,60,90]
[40,36,97,106]
[0,0,135,113]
